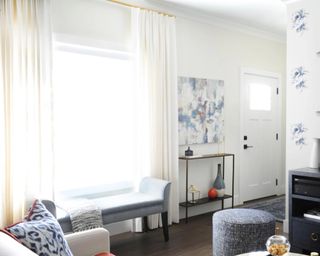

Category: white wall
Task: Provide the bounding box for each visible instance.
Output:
[177,17,286,218]
[52,0,131,51]
[286,0,320,170]
[285,0,320,232]
[51,0,286,231]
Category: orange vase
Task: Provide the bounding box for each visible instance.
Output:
[208,188,218,199]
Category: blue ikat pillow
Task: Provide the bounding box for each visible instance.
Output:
[5,199,73,256]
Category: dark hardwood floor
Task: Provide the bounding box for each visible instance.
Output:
[110,212,284,256]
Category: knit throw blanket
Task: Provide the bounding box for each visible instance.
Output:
[61,199,103,232]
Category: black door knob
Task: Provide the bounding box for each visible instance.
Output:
[244,144,254,150]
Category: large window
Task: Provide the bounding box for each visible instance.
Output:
[53,44,135,198]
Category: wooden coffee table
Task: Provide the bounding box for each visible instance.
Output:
[237,252,307,256]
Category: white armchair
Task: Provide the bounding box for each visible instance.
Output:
[0,227,110,256]
[66,228,110,256]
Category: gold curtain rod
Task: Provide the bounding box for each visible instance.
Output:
[107,0,176,18]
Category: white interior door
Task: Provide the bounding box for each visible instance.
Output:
[240,69,281,203]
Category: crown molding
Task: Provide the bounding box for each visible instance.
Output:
[123,0,286,43]
[281,0,302,4]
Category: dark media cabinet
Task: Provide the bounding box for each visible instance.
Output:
[289,168,320,254]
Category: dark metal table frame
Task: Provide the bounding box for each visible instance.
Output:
[179,153,235,223]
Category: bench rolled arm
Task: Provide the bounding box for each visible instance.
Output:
[41,199,57,217]
[139,177,171,212]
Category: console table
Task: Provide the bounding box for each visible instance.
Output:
[179,153,235,223]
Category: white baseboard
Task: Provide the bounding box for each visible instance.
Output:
[233,194,241,206]
[277,184,285,195]
[283,218,289,233]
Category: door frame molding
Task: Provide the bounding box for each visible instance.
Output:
[239,67,282,204]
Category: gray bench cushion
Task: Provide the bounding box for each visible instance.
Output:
[45,177,171,234]
[93,193,163,215]
[56,192,165,233]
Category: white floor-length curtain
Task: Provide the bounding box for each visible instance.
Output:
[132,8,179,230]
[0,0,53,227]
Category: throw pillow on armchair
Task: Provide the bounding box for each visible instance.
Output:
[5,199,73,256]
[1,199,111,256]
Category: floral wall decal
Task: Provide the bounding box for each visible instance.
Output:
[292,9,308,33]
[291,66,308,91]
[291,123,307,148]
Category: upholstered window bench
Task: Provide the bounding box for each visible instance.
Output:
[42,177,171,241]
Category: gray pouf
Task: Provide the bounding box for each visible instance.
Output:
[212,208,275,256]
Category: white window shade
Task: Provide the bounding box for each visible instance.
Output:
[53,46,135,198]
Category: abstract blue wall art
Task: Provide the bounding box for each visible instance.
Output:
[291,123,307,148]
[292,9,308,33]
[178,76,224,145]
[291,66,308,91]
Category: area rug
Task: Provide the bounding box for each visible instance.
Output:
[240,195,285,222]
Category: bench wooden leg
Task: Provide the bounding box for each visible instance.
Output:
[161,212,169,242]
[143,216,149,232]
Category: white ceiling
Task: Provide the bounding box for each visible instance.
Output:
[161,0,287,37]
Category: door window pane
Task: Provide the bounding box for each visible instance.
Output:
[249,83,271,111]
